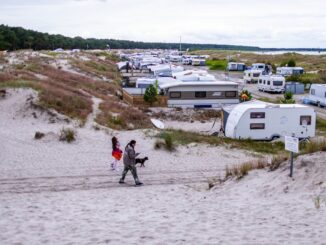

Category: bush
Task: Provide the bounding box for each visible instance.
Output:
[281,91,295,104]
[206,59,227,70]
[269,154,289,171]
[287,59,296,67]
[144,84,158,105]
[155,132,175,151]
[225,159,269,179]
[34,131,45,140]
[239,90,252,102]
[59,128,76,143]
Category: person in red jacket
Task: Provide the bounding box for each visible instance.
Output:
[111,136,122,171]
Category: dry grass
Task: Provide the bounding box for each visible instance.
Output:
[301,138,326,154]
[225,158,269,179]
[72,57,121,81]
[95,100,151,130]
[59,128,76,143]
[269,154,289,171]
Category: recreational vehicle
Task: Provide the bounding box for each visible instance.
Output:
[192,59,206,66]
[173,70,216,82]
[228,62,246,71]
[276,67,304,76]
[159,81,239,108]
[148,64,184,77]
[257,75,286,93]
[224,102,316,140]
[243,69,262,83]
[306,84,326,107]
[135,77,176,89]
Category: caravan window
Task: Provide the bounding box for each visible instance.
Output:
[267,81,270,85]
[259,79,262,84]
[250,112,265,119]
[273,81,283,86]
[225,91,237,98]
[250,123,265,130]
[263,80,266,84]
[311,89,315,95]
[195,91,206,98]
[170,92,181,98]
[300,116,311,125]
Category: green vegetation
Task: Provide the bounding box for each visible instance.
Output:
[192,50,326,72]
[281,91,295,104]
[144,82,158,105]
[286,73,325,85]
[316,117,326,136]
[157,129,285,154]
[205,59,227,70]
[154,132,175,151]
[0,24,264,51]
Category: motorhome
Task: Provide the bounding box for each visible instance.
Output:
[243,69,262,83]
[148,64,184,77]
[276,67,304,76]
[159,81,239,108]
[135,77,176,89]
[173,70,215,82]
[228,62,246,71]
[306,84,326,107]
[224,102,316,140]
[192,59,206,66]
[257,75,286,93]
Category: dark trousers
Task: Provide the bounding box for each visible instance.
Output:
[121,164,139,184]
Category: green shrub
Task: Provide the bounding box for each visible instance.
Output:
[206,59,227,70]
[144,84,158,105]
[155,132,175,151]
[59,128,76,143]
[281,91,295,104]
[287,59,296,67]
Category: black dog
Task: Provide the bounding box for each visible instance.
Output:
[135,157,149,167]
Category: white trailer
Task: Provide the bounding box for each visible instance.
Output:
[276,67,304,76]
[306,84,326,107]
[243,69,262,83]
[228,62,246,71]
[160,81,239,108]
[257,75,286,93]
[224,103,316,140]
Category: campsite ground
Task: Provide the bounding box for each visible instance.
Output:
[1,50,326,245]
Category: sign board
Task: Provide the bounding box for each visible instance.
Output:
[285,136,299,153]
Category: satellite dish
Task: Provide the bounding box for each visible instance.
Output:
[151,119,165,129]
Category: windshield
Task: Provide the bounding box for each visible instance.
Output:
[273,81,283,86]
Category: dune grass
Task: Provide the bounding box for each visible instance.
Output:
[157,129,285,154]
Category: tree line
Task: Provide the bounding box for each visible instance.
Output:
[0,24,325,52]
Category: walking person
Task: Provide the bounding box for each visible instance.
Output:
[111,136,122,171]
[119,140,143,186]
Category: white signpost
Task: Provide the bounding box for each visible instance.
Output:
[285,135,299,177]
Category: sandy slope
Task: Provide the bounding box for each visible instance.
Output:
[0,89,325,245]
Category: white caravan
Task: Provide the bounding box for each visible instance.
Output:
[173,70,216,82]
[276,67,304,76]
[243,69,262,83]
[160,81,239,108]
[257,75,286,93]
[224,102,316,140]
[306,84,326,107]
[228,62,246,71]
[192,59,206,66]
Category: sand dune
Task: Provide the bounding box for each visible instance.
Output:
[0,89,325,245]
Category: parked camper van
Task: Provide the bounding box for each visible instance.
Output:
[243,69,262,83]
[159,81,239,108]
[276,67,304,76]
[257,75,286,93]
[192,59,206,66]
[228,62,246,71]
[306,84,326,107]
[224,102,316,140]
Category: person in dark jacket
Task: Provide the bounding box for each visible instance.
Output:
[119,140,143,186]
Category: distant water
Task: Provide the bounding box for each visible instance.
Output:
[254,51,326,56]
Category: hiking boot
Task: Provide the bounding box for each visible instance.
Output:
[119,179,125,184]
[135,182,143,186]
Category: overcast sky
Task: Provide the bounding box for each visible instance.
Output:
[0,0,325,48]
